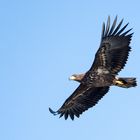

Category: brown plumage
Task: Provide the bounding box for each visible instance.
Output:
[49,16,137,120]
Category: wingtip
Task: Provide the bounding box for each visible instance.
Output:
[107,15,110,21]
[49,107,58,115]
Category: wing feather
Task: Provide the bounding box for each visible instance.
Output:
[101,22,105,39]
[116,23,129,35]
[108,16,117,36]
[49,85,109,120]
[112,19,123,35]
[104,16,110,36]
[90,16,133,74]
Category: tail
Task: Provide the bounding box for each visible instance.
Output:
[114,77,137,88]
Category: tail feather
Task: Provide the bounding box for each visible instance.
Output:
[114,77,137,88]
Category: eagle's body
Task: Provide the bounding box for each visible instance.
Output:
[49,16,137,120]
[82,68,114,87]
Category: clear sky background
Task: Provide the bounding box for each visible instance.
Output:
[0,0,140,140]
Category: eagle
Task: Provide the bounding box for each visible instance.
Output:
[49,16,137,120]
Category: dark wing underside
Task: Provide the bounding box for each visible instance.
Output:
[49,84,109,120]
[90,16,133,74]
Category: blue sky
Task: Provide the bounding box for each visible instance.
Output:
[0,0,140,140]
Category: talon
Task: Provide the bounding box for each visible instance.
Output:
[115,80,124,85]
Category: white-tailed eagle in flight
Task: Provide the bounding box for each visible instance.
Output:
[49,16,137,120]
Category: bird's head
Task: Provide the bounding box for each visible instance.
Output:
[69,73,85,82]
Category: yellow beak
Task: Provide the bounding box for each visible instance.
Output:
[69,75,76,80]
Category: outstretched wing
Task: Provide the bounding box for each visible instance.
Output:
[90,16,133,74]
[49,85,109,120]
